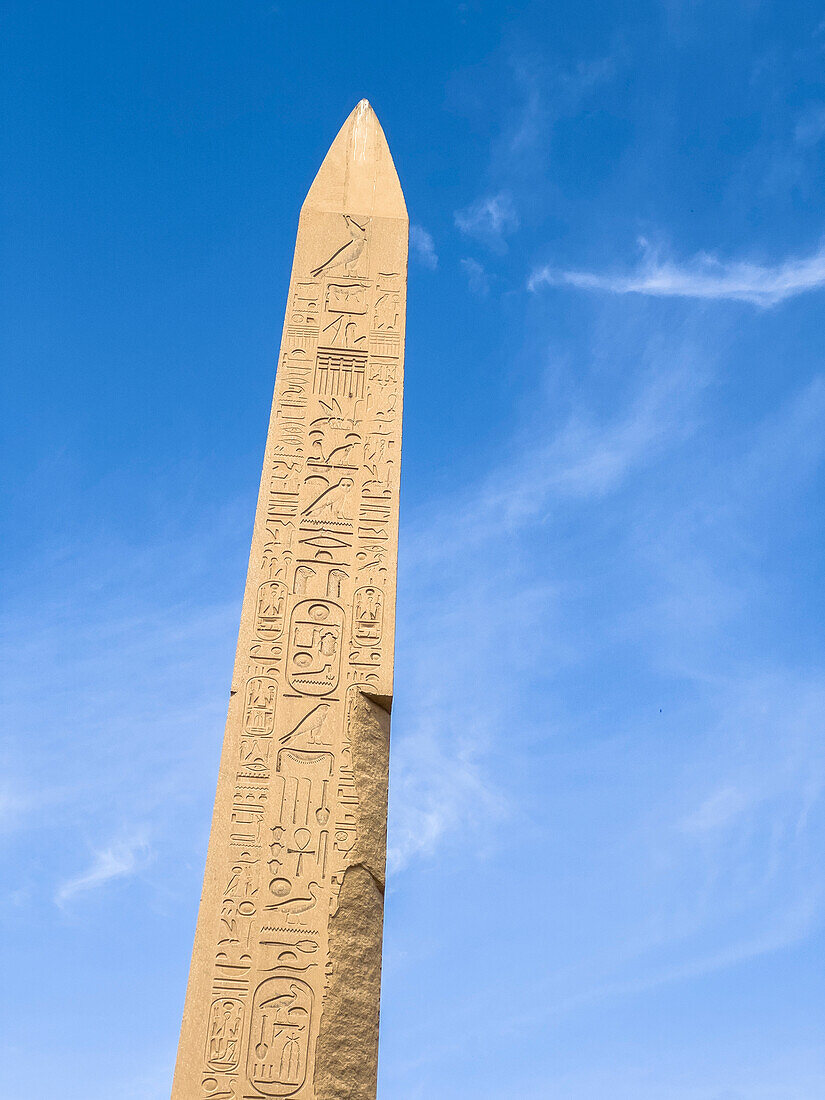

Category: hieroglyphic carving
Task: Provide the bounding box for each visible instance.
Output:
[173,101,406,1100]
[351,586,383,648]
[247,977,314,1095]
[301,478,355,523]
[205,998,244,1072]
[287,284,320,351]
[310,214,369,279]
[313,349,367,399]
[287,601,344,696]
[256,582,288,642]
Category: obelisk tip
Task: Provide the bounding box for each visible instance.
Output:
[302,100,407,220]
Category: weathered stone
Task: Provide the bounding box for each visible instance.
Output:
[172,100,407,1100]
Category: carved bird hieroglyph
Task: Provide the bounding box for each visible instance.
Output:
[280,702,331,746]
[310,214,368,278]
[261,983,304,1021]
[301,477,353,520]
[265,882,321,922]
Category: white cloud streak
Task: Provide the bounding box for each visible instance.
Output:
[679,785,752,834]
[410,224,438,269]
[460,257,490,295]
[56,831,151,905]
[455,191,519,249]
[388,732,503,873]
[530,237,825,307]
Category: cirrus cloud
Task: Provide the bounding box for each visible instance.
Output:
[529,237,825,307]
[56,831,151,906]
[455,191,519,250]
[410,224,438,269]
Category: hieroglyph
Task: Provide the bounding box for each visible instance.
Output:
[172,101,407,1100]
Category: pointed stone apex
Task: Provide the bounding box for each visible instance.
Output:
[302,101,407,221]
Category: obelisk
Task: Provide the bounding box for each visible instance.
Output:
[172,101,407,1100]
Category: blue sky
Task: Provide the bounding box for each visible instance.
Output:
[2,1,825,1096]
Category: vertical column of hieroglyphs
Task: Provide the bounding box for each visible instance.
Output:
[173,101,407,1100]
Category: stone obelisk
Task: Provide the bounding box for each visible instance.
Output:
[172,101,407,1100]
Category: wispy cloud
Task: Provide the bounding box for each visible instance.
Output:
[388,730,503,873]
[530,237,825,307]
[55,831,151,905]
[388,344,704,881]
[410,224,438,269]
[460,257,490,295]
[392,323,825,1038]
[455,191,519,249]
[0,783,29,833]
[795,102,825,147]
[500,52,617,164]
[679,785,753,834]
[473,349,703,531]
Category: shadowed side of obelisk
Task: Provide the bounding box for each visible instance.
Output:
[172,101,407,1100]
[311,693,390,1100]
